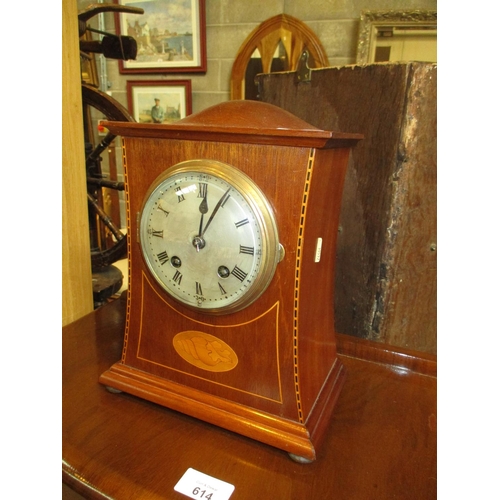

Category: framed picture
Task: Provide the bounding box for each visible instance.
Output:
[356,10,437,64]
[127,80,192,124]
[115,0,207,74]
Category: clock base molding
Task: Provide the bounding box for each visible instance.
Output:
[99,357,346,462]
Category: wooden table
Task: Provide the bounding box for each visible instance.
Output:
[63,295,436,499]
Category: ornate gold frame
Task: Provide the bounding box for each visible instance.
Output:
[356,10,437,64]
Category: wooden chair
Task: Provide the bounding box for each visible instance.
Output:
[230,14,329,100]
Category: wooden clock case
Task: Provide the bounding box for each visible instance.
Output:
[99,100,361,462]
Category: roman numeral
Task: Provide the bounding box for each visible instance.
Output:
[157,251,169,265]
[175,187,186,202]
[231,266,248,282]
[235,218,249,228]
[218,282,227,295]
[157,205,169,217]
[198,183,208,198]
[239,245,254,255]
[196,281,203,296]
[173,270,183,285]
[149,229,163,238]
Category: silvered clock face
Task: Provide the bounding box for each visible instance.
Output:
[139,159,280,314]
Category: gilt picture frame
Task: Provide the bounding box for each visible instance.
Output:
[115,0,207,74]
[356,10,437,64]
[126,80,192,124]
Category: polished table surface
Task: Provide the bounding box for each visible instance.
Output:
[62,296,437,500]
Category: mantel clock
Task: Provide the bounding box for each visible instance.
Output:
[99,100,361,462]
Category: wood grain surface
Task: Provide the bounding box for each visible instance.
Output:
[257,62,437,354]
[62,0,93,325]
[63,297,437,500]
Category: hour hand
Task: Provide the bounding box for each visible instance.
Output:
[197,187,209,239]
[198,196,208,215]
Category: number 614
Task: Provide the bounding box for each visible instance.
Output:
[193,487,213,499]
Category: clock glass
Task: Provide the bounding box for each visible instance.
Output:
[139,159,280,314]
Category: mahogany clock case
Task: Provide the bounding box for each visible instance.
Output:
[99,100,361,461]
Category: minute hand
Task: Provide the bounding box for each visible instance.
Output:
[200,187,231,236]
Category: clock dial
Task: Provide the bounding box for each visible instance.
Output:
[139,159,280,313]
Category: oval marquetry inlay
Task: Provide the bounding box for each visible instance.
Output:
[173,331,238,372]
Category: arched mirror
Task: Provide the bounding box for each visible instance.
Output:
[357,10,437,64]
[231,14,329,100]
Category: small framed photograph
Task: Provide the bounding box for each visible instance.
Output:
[127,80,192,124]
[115,0,206,74]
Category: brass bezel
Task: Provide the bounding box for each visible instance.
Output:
[139,159,281,314]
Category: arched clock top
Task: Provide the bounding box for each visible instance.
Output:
[103,100,362,149]
[177,100,325,132]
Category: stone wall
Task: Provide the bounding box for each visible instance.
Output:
[77,0,437,114]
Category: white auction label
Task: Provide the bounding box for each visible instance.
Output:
[174,468,235,500]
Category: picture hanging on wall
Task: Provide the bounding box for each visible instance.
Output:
[126,80,192,124]
[115,0,207,74]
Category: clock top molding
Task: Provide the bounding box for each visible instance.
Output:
[104,100,362,148]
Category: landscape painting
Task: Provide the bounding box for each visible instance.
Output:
[117,0,206,73]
